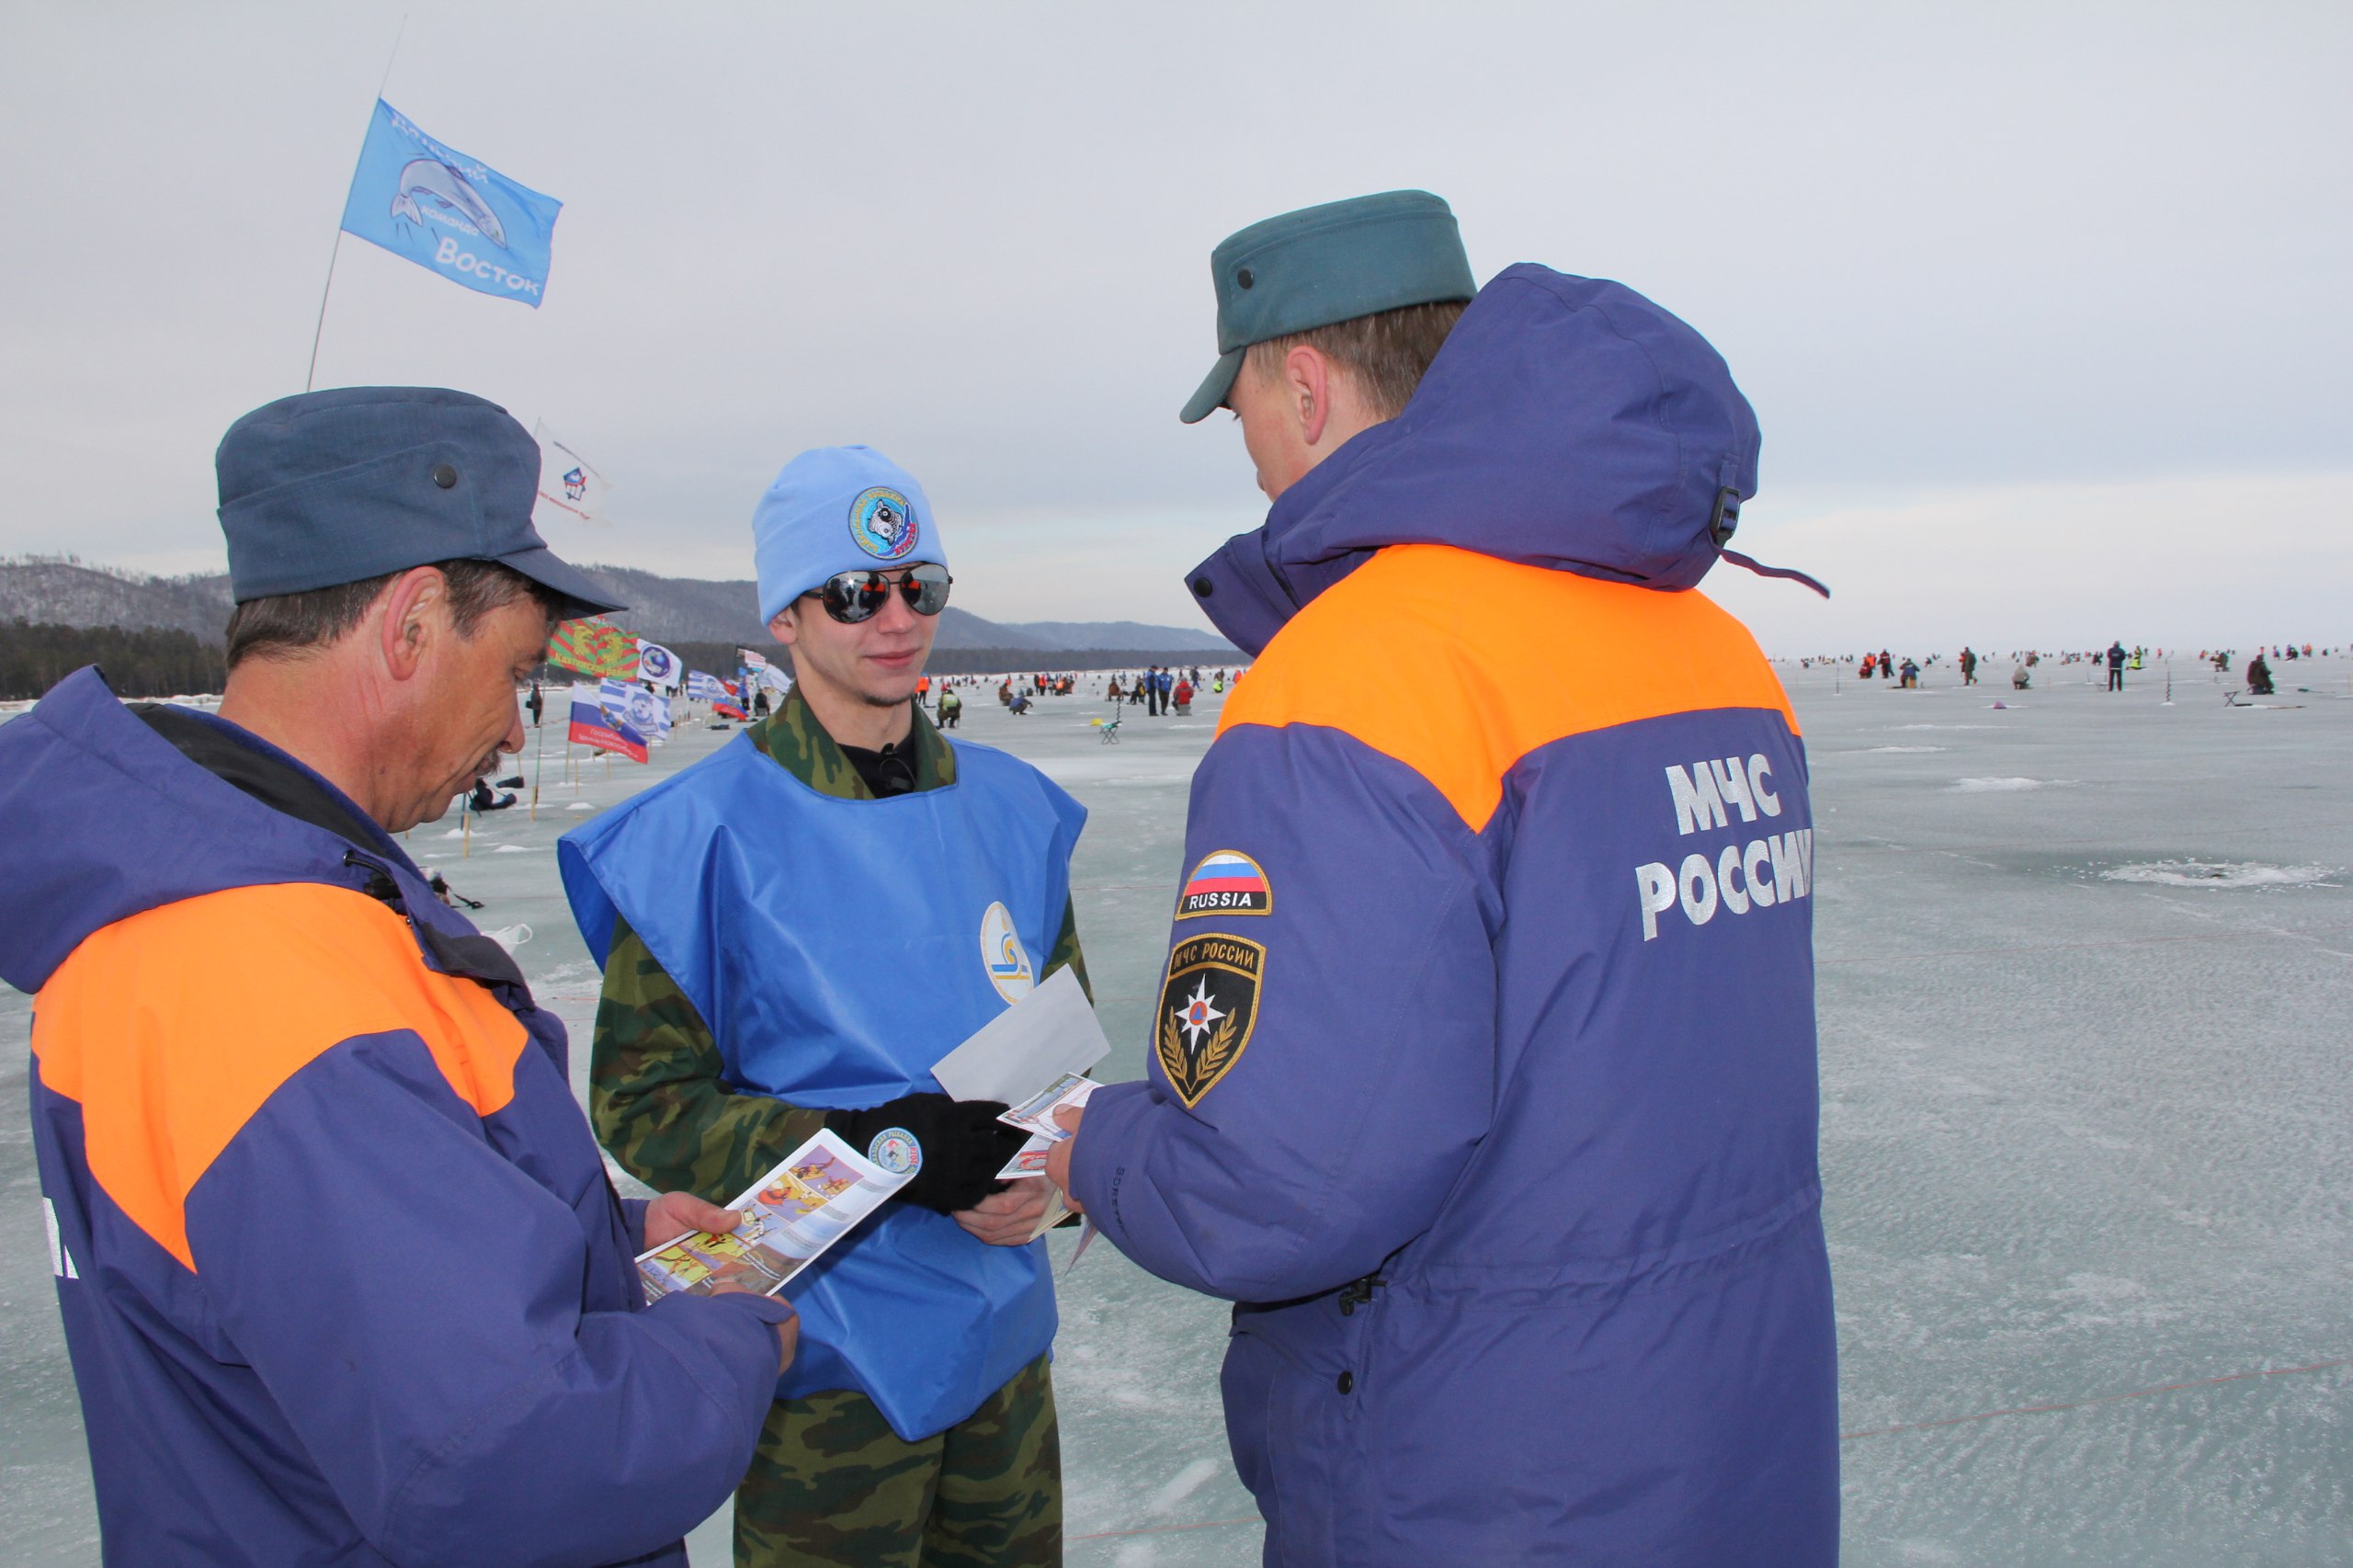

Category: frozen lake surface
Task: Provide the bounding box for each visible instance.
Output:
[5,653,2351,1564]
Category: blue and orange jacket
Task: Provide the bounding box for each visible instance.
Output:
[1069,267,1840,1564]
[1,670,792,1568]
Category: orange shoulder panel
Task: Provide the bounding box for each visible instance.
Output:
[1218,544,1798,832]
[31,883,527,1271]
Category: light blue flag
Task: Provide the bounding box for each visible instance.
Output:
[337,99,562,307]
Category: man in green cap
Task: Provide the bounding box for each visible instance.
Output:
[1173,189,1477,431]
[1050,193,1840,1562]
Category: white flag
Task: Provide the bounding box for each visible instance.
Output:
[636,639,682,690]
[532,419,616,528]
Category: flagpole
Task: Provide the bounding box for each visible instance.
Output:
[305,16,408,392]
[302,232,346,394]
[529,700,546,821]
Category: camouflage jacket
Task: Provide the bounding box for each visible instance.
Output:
[591,688,1088,1202]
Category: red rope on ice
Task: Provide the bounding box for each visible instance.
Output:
[1070,1515,1262,1542]
[1067,1358,2349,1543]
[1836,1357,2348,1440]
[1819,925,2353,966]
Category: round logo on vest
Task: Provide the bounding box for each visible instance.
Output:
[979,900,1034,1002]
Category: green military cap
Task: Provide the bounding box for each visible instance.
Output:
[1178,189,1477,424]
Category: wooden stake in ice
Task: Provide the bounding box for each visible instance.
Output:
[530,702,545,821]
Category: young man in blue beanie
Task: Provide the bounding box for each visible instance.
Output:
[1047,193,1841,1564]
[562,446,1083,1567]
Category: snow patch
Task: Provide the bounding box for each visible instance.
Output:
[2052,1272,2147,1304]
[1869,745,1948,753]
[1148,1458,1221,1515]
[1949,777,2075,792]
[2100,859,2335,890]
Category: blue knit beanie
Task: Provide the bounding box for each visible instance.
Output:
[752,446,943,626]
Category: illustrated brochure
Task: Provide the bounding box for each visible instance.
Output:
[635,1130,907,1304]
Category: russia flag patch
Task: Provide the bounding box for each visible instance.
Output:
[1176,849,1272,919]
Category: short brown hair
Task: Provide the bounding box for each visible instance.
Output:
[1244,299,1469,419]
[224,559,560,669]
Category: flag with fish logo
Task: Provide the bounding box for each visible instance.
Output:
[338,99,563,306]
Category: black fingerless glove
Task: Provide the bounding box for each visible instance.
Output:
[824,1093,1031,1214]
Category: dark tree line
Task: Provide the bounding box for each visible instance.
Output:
[919,647,1219,676]
[2,622,1228,704]
[532,643,1221,682]
[0,621,228,701]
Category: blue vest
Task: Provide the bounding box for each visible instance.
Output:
[559,732,1086,1440]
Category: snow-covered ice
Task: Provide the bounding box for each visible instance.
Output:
[5,653,2352,1564]
[1948,775,2078,792]
[2099,859,2336,891]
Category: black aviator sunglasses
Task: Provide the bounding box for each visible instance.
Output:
[803,562,953,624]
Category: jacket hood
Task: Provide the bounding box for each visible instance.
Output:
[1187,264,1764,656]
[0,667,422,993]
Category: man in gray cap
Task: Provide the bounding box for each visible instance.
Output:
[0,387,800,1567]
[1051,196,1839,1562]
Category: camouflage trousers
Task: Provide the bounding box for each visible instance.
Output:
[733,1353,1061,1567]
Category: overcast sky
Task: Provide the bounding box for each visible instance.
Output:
[4,2,2347,650]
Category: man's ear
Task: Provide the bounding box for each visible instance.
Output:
[378,566,447,681]
[1284,345,1334,448]
[767,605,801,649]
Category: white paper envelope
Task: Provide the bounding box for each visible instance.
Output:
[930,967,1109,1103]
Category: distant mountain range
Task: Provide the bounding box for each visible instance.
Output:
[563,564,1235,653]
[0,561,233,642]
[0,560,1236,656]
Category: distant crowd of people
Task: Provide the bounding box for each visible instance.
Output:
[964,663,1231,719]
[1787,642,2339,698]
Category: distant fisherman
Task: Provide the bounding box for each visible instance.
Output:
[1048,192,1839,1563]
[2,388,798,1566]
